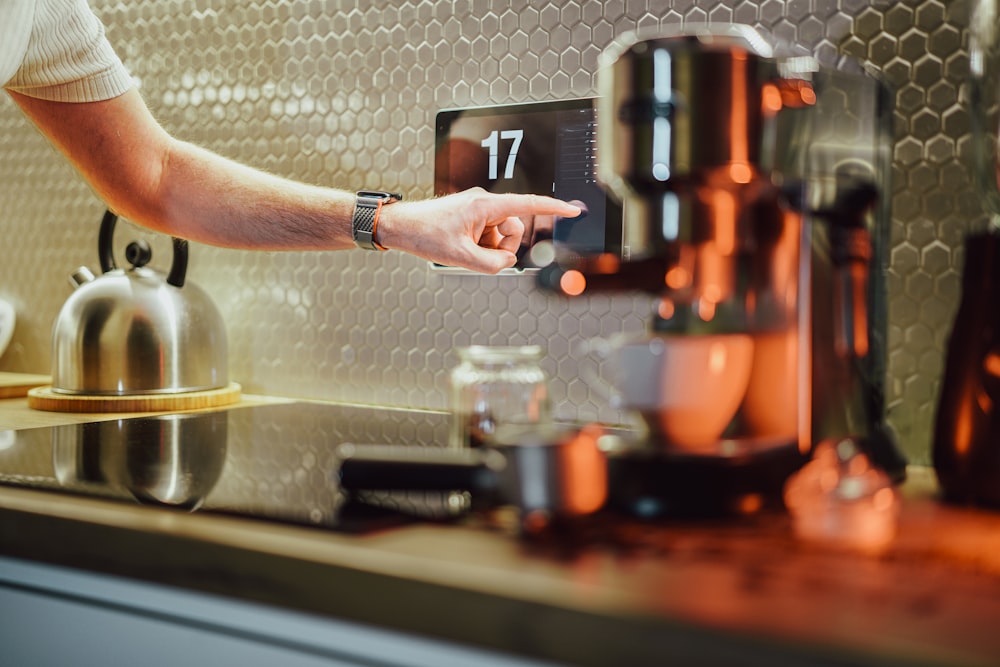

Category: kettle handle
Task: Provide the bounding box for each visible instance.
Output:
[98,210,189,288]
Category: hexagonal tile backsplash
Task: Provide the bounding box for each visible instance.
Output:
[0,0,977,463]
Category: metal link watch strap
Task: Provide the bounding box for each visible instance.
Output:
[352,190,402,251]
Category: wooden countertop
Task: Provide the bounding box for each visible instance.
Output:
[1,396,1000,667]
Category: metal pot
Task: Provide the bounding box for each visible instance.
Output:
[51,210,228,395]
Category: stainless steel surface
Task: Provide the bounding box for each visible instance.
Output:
[51,266,228,394]
[598,25,783,215]
[551,27,891,466]
[596,25,804,312]
[0,0,972,464]
[50,213,228,395]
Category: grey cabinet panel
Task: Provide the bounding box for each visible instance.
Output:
[0,556,562,667]
[0,586,358,667]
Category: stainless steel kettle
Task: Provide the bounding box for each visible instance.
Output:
[50,210,228,395]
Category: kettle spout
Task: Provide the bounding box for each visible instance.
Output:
[68,267,96,289]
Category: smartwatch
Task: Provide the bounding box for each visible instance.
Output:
[352,190,403,251]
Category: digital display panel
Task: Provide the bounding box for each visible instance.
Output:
[434,98,622,270]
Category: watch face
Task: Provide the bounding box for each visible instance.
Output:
[434,98,623,270]
[358,191,402,202]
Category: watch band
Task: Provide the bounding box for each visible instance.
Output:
[352,190,403,251]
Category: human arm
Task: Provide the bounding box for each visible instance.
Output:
[9,88,581,273]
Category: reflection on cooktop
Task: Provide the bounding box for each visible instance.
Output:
[0,402,455,532]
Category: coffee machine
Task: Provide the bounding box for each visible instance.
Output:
[540,25,907,515]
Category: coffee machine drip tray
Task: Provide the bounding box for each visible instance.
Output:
[606,441,809,517]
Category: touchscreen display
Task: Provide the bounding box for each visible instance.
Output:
[434,98,622,270]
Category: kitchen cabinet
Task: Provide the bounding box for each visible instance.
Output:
[0,556,553,667]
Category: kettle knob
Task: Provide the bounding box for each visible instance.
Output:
[124,240,153,268]
[98,209,189,287]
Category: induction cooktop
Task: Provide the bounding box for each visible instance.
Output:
[0,402,458,532]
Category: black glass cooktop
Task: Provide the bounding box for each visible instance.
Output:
[0,402,457,532]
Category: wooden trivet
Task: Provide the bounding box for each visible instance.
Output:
[27,382,242,413]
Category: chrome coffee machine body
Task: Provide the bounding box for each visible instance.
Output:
[541,25,905,514]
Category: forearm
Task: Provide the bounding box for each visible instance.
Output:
[11,87,582,273]
[11,87,357,251]
[154,139,356,251]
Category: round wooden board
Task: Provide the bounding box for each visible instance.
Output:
[27,383,242,413]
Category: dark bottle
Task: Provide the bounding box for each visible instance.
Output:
[933,231,1000,506]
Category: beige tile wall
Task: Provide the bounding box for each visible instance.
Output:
[0,0,975,463]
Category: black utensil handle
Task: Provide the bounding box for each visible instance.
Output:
[336,444,499,493]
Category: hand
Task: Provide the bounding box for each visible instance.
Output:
[378,188,582,273]
[517,199,588,265]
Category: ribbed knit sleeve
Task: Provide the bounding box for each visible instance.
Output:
[5,0,133,102]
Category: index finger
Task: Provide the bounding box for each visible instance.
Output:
[481,193,581,221]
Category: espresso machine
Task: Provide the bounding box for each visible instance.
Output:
[540,25,907,515]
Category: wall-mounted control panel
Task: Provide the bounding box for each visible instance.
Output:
[433,98,623,273]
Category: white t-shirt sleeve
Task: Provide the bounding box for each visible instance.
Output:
[5,0,133,102]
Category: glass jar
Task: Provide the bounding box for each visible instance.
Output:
[449,345,551,449]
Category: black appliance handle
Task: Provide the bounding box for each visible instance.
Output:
[336,444,501,494]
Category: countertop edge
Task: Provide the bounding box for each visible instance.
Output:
[0,483,950,667]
